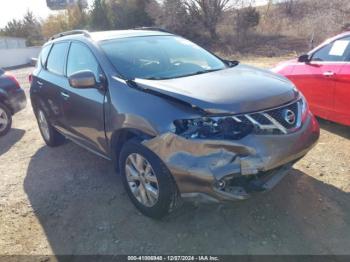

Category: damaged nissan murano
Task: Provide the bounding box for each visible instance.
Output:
[30,29,320,218]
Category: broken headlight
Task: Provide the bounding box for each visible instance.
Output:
[173,116,254,140]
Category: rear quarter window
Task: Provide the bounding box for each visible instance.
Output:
[46,42,69,75]
[39,44,52,67]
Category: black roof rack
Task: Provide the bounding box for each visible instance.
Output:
[50,30,91,41]
[133,27,173,34]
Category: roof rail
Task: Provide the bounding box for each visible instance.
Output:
[133,27,173,34]
[50,30,91,41]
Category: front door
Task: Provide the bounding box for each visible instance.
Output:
[61,42,108,155]
[334,62,350,126]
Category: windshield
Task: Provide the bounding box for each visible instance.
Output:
[100,35,227,80]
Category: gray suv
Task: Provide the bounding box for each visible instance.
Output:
[30,29,320,218]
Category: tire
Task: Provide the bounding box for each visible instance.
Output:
[0,102,12,137]
[119,138,179,219]
[34,107,65,147]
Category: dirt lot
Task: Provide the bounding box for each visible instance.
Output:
[0,61,349,255]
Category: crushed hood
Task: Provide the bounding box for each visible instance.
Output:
[134,64,298,114]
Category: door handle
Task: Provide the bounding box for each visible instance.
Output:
[60,91,70,99]
[323,71,335,77]
[37,81,43,86]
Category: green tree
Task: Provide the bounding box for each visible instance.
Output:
[109,0,154,29]
[3,19,25,38]
[42,13,69,39]
[22,11,43,46]
[89,0,112,30]
[67,3,88,29]
[2,11,43,46]
[41,3,88,40]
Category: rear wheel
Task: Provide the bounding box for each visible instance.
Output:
[0,102,12,137]
[119,139,178,219]
[35,107,65,147]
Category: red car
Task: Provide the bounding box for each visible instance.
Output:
[272,32,350,126]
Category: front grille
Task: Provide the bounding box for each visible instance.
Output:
[267,102,299,129]
[242,100,302,135]
[250,113,271,125]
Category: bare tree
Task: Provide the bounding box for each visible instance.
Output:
[283,0,296,15]
[185,0,231,39]
[148,0,191,34]
[236,7,259,34]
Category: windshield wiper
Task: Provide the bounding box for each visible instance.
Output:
[136,68,225,81]
[143,76,167,80]
[224,60,240,67]
[196,68,222,74]
[149,68,224,80]
[182,68,223,78]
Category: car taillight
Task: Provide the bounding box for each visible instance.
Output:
[29,74,33,84]
[4,72,20,89]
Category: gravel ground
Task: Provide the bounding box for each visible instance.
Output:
[0,65,349,255]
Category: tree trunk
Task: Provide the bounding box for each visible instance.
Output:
[209,26,218,39]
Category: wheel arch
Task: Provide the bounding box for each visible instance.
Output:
[30,95,49,117]
[0,91,13,114]
[110,128,154,173]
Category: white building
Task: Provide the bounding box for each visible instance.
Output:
[0,37,26,50]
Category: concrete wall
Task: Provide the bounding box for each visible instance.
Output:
[0,37,26,49]
[0,47,41,68]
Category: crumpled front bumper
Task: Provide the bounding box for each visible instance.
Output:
[143,113,320,202]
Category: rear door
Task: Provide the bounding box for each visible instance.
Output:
[289,38,350,120]
[61,41,107,154]
[34,42,70,132]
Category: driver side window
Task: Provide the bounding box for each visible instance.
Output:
[312,37,350,62]
[67,42,101,80]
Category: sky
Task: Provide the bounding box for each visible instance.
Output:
[0,0,94,28]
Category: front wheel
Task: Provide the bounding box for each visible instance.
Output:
[119,139,178,219]
[0,102,12,137]
[35,107,65,147]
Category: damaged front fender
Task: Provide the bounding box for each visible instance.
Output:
[142,114,319,202]
[143,132,264,200]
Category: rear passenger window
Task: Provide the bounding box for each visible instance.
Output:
[46,42,69,75]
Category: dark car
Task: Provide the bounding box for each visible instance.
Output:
[0,68,27,136]
[30,29,320,218]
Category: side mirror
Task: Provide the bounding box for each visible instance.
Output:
[298,54,310,63]
[68,70,97,89]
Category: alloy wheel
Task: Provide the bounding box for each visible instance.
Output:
[0,107,9,132]
[125,153,159,207]
[37,110,50,141]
